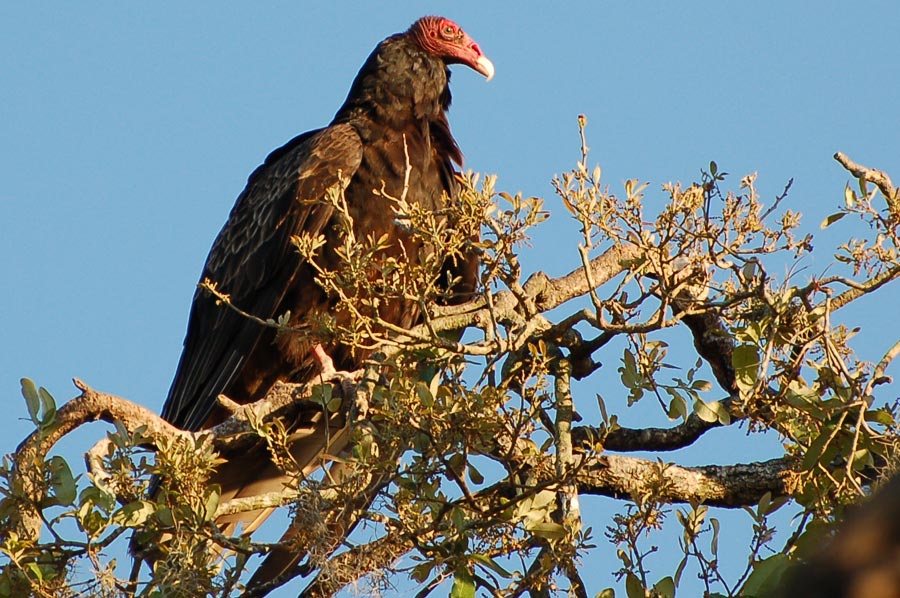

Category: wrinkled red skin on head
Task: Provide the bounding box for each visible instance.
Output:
[408,16,487,69]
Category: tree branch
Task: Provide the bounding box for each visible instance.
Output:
[9,379,193,541]
[8,376,356,543]
[298,532,414,598]
[290,452,795,597]
[422,244,644,338]
[574,454,792,508]
[577,408,727,453]
[834,151,900,219]
[831,263,900,312]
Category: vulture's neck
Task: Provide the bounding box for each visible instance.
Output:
[333,35,452,135]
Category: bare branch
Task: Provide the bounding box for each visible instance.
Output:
[578,408,727,453]
[831,263,900,312]
[531,244,644,313]
[575,454,792,508]
[551,349,582,539]
[834,152,900,219]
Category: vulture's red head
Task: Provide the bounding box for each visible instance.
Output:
[408,16,495,81]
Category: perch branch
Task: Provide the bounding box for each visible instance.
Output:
[8,375,357,542]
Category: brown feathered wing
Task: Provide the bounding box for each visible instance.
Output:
[160,123,363,537]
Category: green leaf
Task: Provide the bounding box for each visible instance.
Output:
[767,496,789,515]
[112,500,156,527]
[596,589,616,598]
[79,485,116,513]
[309,385,333,410]
[80,509,109,537]
[155,506,174,527]
[410,560,434,583]
[652,576,675,598]
[47,456,77,506]
[784,381,822,412]
[38,386,57,426]
[204,487,221,520]
[674,556,688,586]
[467,463,484,485]
[756,492,771,519]
[716,405,731,425]
[791,518,831,558]
[697,399,731,425]
[857,176,869,197]
[452,506,466,531]
[526,521,567,540]
[471,553,512,578]
[520,490,556,519]
[450,569,475,598]
[844,182,855,208]
[20,378,40,424]
[850,448,873,471]
[865,409,895,426]
[801,431,833,471]
[820,211,847,229]
[741,554,790,597]
[667,393,688,421]
[113,419,130,442]
[429,372,441,403]
[732,345,761,393]
[620,350,639,388]
[415,381,435,408]
[710,517,720,555]
[25,562,44,582]
[691,379,713,392]
[625,573,644,598]
[693,398,719,423]
[597,394,609,424]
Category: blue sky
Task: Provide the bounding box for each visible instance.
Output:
[3,2,899,596]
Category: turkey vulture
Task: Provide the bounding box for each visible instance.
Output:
[155,15,491,588]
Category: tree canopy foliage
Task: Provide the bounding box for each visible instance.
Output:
[3,122,900,597]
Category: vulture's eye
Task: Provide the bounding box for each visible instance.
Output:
[443,25,455,36]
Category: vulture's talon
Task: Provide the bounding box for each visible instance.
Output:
[312,344,337,379]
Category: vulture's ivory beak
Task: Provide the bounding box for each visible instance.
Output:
[476,55,495,81]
